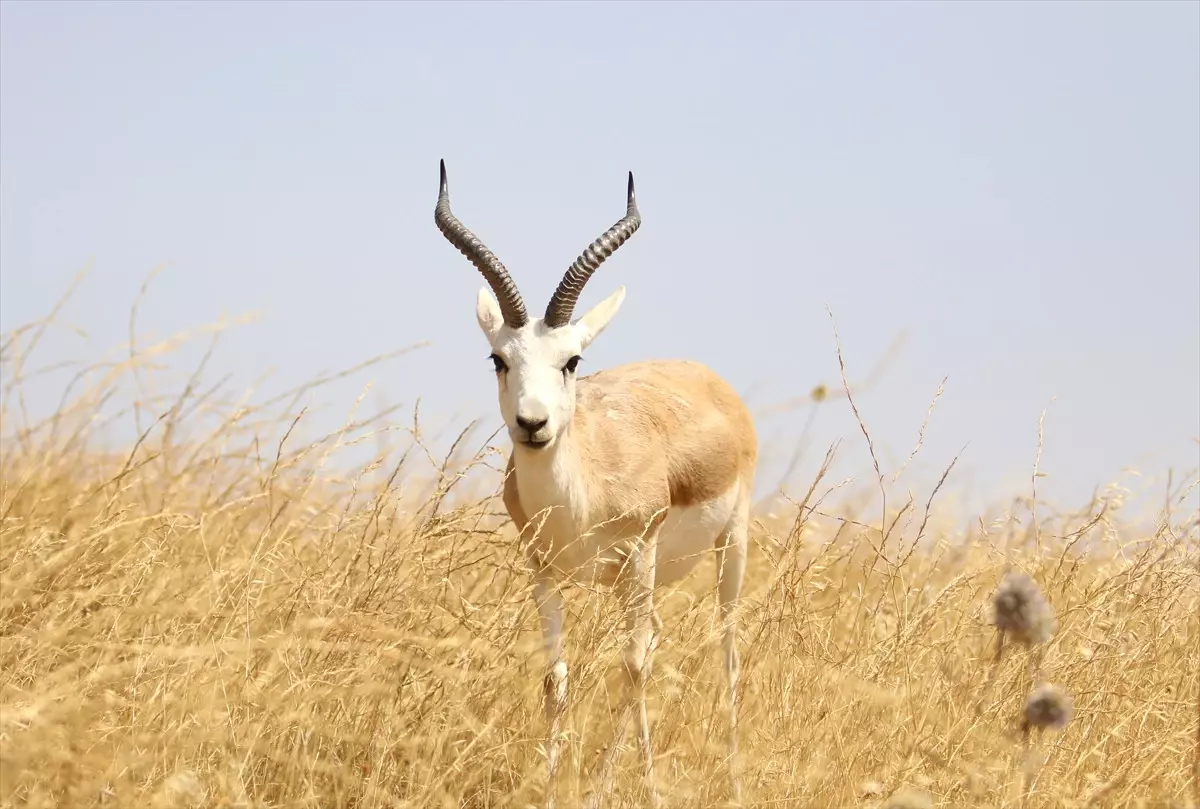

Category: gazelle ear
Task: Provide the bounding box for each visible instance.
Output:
[476,287,504,341]
[576,286,626,351]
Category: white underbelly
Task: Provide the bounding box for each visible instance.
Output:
[522,481,742,589]
[655,481,741,586]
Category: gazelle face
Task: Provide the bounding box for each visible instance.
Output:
[476,286,625,450]
[435,160,640,450]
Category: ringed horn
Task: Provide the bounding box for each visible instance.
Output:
[543,170,642,329]
[434,160,642,330]
[434,159,530,328]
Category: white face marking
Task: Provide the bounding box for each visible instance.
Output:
[475,285,626,451]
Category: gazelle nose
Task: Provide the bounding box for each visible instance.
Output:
[516,415,548,434]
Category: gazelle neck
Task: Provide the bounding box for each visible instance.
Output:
[510,414,589,520]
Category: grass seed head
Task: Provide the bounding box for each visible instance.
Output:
[992,570,1056,646]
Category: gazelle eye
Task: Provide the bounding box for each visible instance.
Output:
[563,355,582,375]
[489,354,507,373]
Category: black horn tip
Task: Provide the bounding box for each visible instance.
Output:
[439,159,449,196]
[627,171,635,200]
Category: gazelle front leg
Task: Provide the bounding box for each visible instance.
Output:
[584,530,661,809]
[533,574,568,809]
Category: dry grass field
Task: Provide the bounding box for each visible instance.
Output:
[1,298,1196,809]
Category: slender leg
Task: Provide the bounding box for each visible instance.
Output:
[715,496,749,804]
[584,531,661,809]
[533,574,568,809]
[650,608,663,656]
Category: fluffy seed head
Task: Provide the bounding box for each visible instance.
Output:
[1024,682,1074,731]
[992,570,1056,645]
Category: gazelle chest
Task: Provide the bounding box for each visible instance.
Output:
[513,453,623,579]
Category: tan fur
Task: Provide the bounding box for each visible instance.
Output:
[502,358,756,583]
[500,357,756,807]
[576,359,757,508]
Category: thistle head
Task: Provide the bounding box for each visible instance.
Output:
[992,569,1056,646]
[1023,682,1074,732]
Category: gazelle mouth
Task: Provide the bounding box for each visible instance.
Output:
[520,437,551,450]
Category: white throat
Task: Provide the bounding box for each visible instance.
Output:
[511,420,589,529]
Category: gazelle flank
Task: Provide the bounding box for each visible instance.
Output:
[434,160,758,809]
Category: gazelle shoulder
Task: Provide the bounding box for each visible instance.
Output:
[573,359,757,509]
[577,360,754,431]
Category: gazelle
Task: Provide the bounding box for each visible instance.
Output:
[434,160,757,808]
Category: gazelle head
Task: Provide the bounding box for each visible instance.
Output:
[435,160,641,451]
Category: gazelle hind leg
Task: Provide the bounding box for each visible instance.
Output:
[714,492,749,804]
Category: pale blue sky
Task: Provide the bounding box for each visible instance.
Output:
[2,1,1197,520]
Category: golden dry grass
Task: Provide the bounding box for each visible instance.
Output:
[1,298,1197,809]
